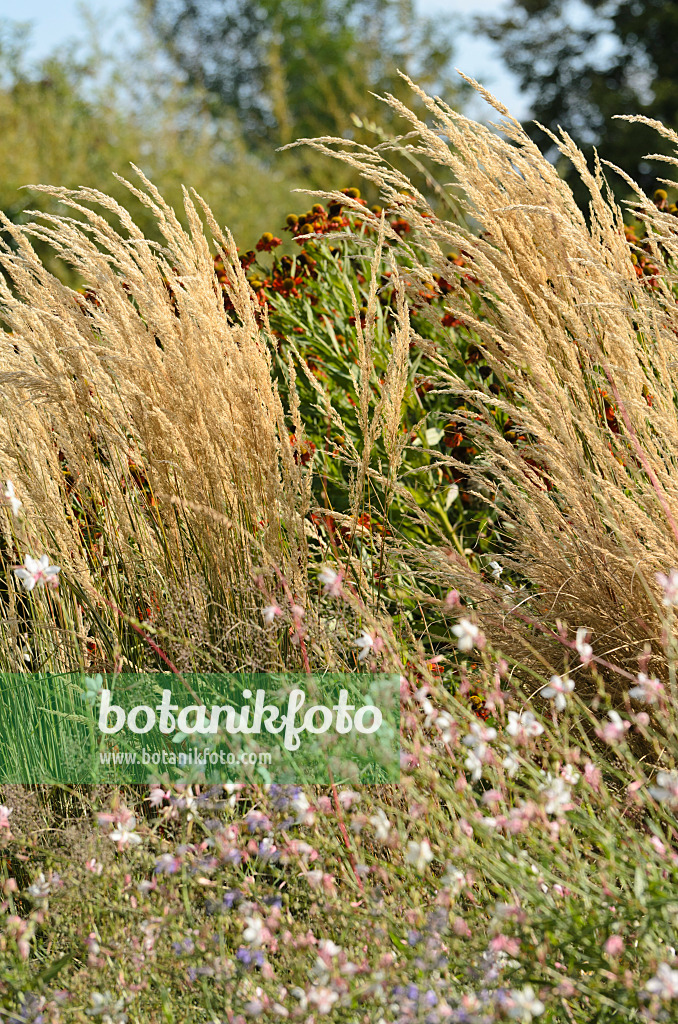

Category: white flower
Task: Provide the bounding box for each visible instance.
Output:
[646,962,678,999]
[28,873,51,900]
[243,914,265,946]
[14,554,60,592]
[444,483,459,509]
[650,771,678,804]
[262,604,282,626]
[540,775,572,816]
[3,480,21,517]
[466,721,497,746]
[433,710,455,744]
[507,711,544,742]
[442,864,466,895]
[575,627,593,666]
[354,630,374,661]
[307,987,338,1014]
[596,710,630,744]
[540,674,574,711]
[110,817,141,848]
[462,721,496,779]
[452,617,481,652]
[507,984,545,1020]
[318,940,342,957]
[489,560,503,578]
[629,673,664,703]
[318,566,343,597]
[464,749,483,781]
[657,569,678,608]
[406,838,434,872]
[561,764,580,785]
[88,991,128,1023]
[502,752,520,777]
[369,808,392,842]
[82,674,104,706]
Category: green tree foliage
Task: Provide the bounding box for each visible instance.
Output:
[0,19,300,269]
[138,0,459,154]
[481,0,678,202]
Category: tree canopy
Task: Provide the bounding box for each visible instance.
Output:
[481,0,678,201]
[138,0,459,153]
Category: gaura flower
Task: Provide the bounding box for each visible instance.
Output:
[81,674,104,706]
[452,617,483,652]
[369,808,392,841]
[2,480,21,517]
[540,675,574,711]
[646,962,678,999]
[575,627,593,666]
[506,711,544,742]
[628,672,664,703]
[14,555,60,592]
[506,984,545,1020]
[354,630,383,661]
[110,817,141,849]
[262,604,282,626]
[243,914,266,946]
[307,986,338,1014]
[318,566,343,597]
[405,838,434,872]
[595,710,630,744]
[657,569,678,607]
[649,770,678,804]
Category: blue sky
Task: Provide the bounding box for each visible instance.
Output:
[0,0,528,118]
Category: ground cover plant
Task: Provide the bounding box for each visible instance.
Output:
[3,79,678,1023]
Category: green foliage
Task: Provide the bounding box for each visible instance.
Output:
[230,196,504,627]
[0,18,300,266]
[139,0,461,158]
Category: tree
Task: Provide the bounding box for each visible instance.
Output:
[480,0,678,202]
[0,17,302,267]
[138,0,459,153]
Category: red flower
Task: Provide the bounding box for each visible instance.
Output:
[256,232,282,253]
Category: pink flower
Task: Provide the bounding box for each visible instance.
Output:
[646,962,678,999]
[14,555,60,592]
[575,627,593,666]
[595,710,630,744]
[651,836,666,856]
[604,935,624,957]
[628,673,664,703]
[2,480,21,517]
[148,786,170,808]
[354,630,383,661]
[318,566,343,597]
[657,569,678,607]
[308,986,338,1014]
[262,604,282,626]
[452,617,483,652]
[506,711,544,743]
[584,762,601,791]
[0,805,12,829]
